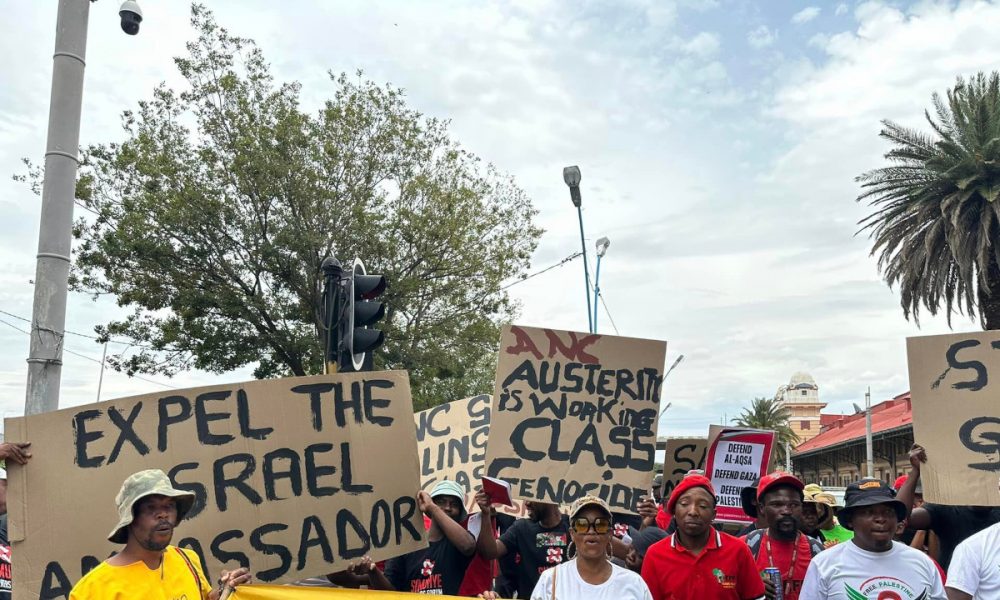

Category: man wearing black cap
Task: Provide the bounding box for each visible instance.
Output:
[897,444,1000,570]
[736,477,767,537]
[801,478,946,600]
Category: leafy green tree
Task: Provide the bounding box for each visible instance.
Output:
[732,397,799,466]
[857,72,1000,329]
[27,6,542,410]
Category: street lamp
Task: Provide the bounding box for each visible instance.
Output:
[563,166,592,333]
[592,236,610,332]
[25,0,144,416]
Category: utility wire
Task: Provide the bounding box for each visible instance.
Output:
[0,317,175,389]
[596,291,619,335]
[501,252,582,290]
[0,308,157,349]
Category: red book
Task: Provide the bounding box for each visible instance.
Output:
[481,476,513,507]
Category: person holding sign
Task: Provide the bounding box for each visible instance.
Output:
[897,444,1000,571]
[800,478,946,600]
[741,472,824,600]
[375,481,476,595]
[640,474,765,600]
[524,496,651,599]
[945,477,1000,600]
[69,469,252,600]
[474,492,570,599]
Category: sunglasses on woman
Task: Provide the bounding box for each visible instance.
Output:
[571,516,612,534]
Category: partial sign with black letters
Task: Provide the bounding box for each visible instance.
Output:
[6,372,426,600]
[907,331,1000,506]
[485,325,667,513]
[660,438,708,499]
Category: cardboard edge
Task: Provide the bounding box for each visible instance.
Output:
[5,416,27,542]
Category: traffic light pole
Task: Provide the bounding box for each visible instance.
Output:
[321,257,343,375]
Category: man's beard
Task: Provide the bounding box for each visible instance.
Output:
[138,520,173,551]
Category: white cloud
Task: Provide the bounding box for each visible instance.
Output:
[682,31,722,57]
[835,3,849,17]
[748,25,777,48]
[792,6,822,24]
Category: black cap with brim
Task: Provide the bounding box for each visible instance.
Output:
[837,496,906,530]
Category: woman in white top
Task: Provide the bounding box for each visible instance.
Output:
[481,495,652,600]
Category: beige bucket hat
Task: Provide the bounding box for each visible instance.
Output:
[108,469,196,544]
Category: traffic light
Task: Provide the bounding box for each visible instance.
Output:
[342,258,387,371]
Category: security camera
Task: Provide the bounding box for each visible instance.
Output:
[119,1,143,36]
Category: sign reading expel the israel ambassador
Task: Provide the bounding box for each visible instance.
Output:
[6,372,426,600]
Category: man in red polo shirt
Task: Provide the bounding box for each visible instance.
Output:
[741,472,824,600]
[640,474,765,600]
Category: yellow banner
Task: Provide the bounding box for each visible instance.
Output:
[232,585,466,599]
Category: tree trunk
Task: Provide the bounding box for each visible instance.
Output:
[979,254,1000,330]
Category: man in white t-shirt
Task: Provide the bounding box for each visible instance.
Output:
[946,478,1000,600]
[800,478,945,600]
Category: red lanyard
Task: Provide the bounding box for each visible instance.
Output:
[763,532,800,583]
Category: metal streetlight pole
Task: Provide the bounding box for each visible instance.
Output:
[865,387,874,478]
[25,0,92,416]
[563,166,593,333]
[592,237,610,332]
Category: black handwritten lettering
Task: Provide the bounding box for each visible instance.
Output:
[170,462,208,519]
[237,389,273,440]
[214,453,262,511]
[196,391,236,445]
[158,395,192,452]
[73,409,105,468]
[250,523,292,581]
[959,416,1000,471]
[263,448,303,501]
[107,403,150,463]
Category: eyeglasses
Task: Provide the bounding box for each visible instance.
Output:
[571,517,612,534]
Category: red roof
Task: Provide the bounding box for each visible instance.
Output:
[794,392,912,455]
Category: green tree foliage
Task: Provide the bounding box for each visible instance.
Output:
[732,396,799,465]
[37,6,542,410]
[857,72,1000,330]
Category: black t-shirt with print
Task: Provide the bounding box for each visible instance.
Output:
[499,515,570,599]
[384,537,472,595]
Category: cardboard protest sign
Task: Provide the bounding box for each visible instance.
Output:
[485,325,667,513]
[705,428,776,522]
[413,395,530,518]
[661,438,707,499]
[414,395,490,495]
[907,331,1000,506]
[6,372,425,600]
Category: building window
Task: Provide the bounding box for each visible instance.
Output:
[801,420,811,430]
[801,390,808,396]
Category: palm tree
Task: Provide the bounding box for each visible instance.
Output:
[857,72,1000,330]
[732,397,799,466]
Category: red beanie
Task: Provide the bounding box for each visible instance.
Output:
[667,474,716,514]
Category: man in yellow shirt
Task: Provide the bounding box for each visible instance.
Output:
[70,469,252,600]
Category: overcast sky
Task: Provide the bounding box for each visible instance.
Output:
[1,0,995,437]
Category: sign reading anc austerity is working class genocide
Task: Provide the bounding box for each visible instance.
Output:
[5,372,426,600]
[485,325,667,513]
[908,331,1000,506]
[705,427,775,522]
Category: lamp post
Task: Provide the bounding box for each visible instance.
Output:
[563,166,593,333]
[592,236,610,332]
[25,1,143,416]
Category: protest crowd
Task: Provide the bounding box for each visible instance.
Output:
[2,326,999,600]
